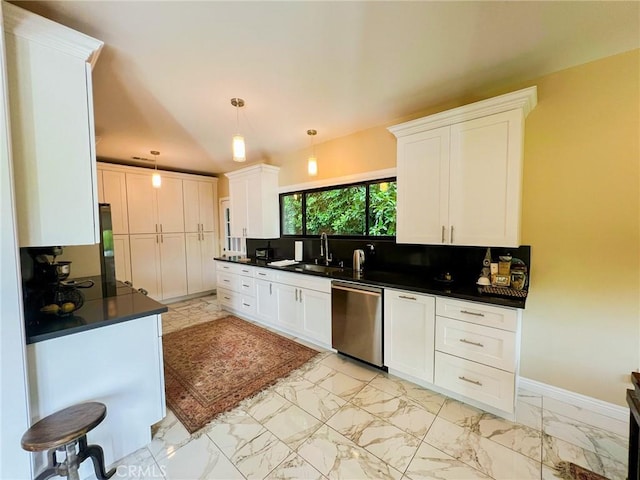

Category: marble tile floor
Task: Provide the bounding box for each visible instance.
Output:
[108,295,628,480]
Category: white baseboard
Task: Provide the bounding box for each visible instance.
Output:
[519,377,629,423]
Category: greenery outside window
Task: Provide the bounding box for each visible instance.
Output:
[280,178,396,237]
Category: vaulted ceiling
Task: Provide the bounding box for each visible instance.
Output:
[13,1,640,175]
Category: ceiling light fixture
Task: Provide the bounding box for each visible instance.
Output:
[307,129,318,176]
[150,150,161,188]
[231,98,246,162]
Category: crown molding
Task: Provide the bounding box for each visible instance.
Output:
[389,86,537,138]
[3,2,103,69]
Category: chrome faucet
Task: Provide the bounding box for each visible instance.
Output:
[320,233,332,266]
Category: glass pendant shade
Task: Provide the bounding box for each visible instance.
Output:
[152,172,162,188]
[307,155,318,176]
[233,134,246,162]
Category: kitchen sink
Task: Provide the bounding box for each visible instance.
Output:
[289,263,346,274]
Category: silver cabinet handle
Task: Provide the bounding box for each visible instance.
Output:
[295,289,298,301]
[241,269,250,273]
[258,272,267,276]
[222,265,230,270]
[160,234,163,243]
[459,376,482,386]
[450,225,453,243]
[155,224,158,233]
[160,224,163,233]
[399,295,416,301]
[299,289,303,303]
[441,225,445,243]
[223,296,230,300]
[155,235,158,244]
[223,279,230,283]
[269,283,272,295]
[460,309,485,317]
[460,338,484,348]
[243,302,250,307]
[242,283,249,288]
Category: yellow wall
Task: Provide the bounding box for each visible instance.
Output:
[266,49,640,406]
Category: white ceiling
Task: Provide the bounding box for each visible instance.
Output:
[12,1,640,175]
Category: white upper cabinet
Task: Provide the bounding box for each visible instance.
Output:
[98,168,129,234]
[4,3,103,247]
[126,172,184,234]
[390,87,537,248]
[183,179,216,233]
[225,164,280,239]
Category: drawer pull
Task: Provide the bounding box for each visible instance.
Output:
[242,302,250,307]
[242,284,249,288]
[399,295,417,301]
[258,272,266,276]
[460,309,484,317]
[459,338,484,348]
[242,269,250,273]
[223,296,230,300]
[223,279,230,283]
[458,376,482,386]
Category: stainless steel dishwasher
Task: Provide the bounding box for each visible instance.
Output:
[331,280,383,367]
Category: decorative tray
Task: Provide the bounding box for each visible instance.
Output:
[478,286,528,298]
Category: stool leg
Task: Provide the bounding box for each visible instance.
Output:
[65,442,80,480]
[77,436,115,480]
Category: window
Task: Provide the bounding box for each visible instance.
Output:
[280,178,396,237]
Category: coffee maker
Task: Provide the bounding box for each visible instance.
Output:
[22,246,84,317]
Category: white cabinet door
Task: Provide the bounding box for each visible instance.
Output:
[201,232,217,291]
[97,169,104,203]
[384,289,436,382]
[101,169,129,234]
[156,177,184,233]
[113,234,132,283]
[275,283,301,334]
[396,126,450,244]
[300,289,331,347]
[185,232,203,294]
[255,279,277,325]
[159,232,187,300]
[130,234,161,299]
[126,173,157,234]
[229,176,249,237]
[7,29,101,247]
[199,181,216,232]
[183,180,200,233]
[449,109,523,247]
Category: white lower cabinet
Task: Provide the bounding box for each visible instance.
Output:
[384,288,521,418]
[130,233,187,301]
[383,289,436,383]
[214,262,331,349]
[185,232,216,295]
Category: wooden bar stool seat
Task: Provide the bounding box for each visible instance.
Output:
[21,402,115,480]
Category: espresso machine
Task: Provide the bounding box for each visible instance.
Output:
[22,246,84,317]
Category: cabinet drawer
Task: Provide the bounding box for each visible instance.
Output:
[217,288,236,308]
[216,272,239,292]
[215,261,243,275]
[254,267,276,281]
[239,276,255,295]
[434,352,515,413]
[237,265,254,277]
[436,297,517,332]
[238,295,256,316]
[436,317,516,371]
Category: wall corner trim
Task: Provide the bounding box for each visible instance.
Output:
[518,377,629,423]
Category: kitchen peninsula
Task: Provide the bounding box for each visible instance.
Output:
[24,278,167,478]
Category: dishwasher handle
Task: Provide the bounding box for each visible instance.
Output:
[331,284,382,297]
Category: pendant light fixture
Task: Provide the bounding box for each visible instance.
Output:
[307,129,318,176]
[150,150,161,188]
[231,98,246,162]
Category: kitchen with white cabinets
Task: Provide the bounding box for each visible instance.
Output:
[2,1,636,478]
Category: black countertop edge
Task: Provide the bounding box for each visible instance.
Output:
[214,256,527,309]
[25,277,168,345]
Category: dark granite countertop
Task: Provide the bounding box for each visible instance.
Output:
[25,276,168,344]
[215,256,527,309]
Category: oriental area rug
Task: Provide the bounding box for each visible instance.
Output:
[162,315,318,433]
[555,462,609,480]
